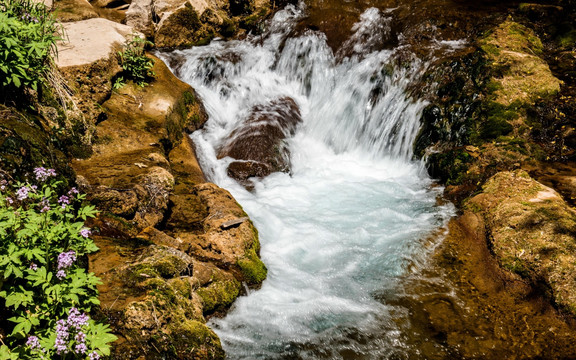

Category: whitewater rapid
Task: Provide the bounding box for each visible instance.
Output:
[159,4,455,359]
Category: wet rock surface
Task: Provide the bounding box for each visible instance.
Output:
[392,209,576,359]
[217,97,302,186]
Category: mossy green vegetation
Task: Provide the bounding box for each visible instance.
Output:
[238,248,267,285]
[196,279,241,313]
[420,18,564,193]
[166,320,225,360]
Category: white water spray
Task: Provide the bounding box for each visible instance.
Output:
[159,5,454,359]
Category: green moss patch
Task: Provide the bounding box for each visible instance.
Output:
[238,248,267,285]
[166,320,225,359]
[197,279,241,313]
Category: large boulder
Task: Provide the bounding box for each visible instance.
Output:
[56,18,135,68]
[171,183,267,285]
[217,97,302,185]
[467,170,576,314]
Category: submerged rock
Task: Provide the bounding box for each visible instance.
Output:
[218,97,302,185]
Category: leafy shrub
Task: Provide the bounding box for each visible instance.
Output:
[0,0,61,94]
[115,35,155,88]
[0,168,116,359]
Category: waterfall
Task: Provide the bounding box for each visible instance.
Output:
[159,4,455,359]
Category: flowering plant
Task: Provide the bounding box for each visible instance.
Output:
[0,168,116,359]
[0,0,61,95]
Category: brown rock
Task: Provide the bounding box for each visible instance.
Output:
[54,0,99,22]
[166,192,208,231]
[218,97,302,184]
[137,226,184,248]
[467,170,576,314]
[125,0,154,36]
[174,183,267,284]
[154,5,210,48]
[90,186,139,218]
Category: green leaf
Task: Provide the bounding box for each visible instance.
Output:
[0,345,18,360]
[11,74,20,88]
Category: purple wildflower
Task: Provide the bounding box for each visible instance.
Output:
[89,351,100,360]
[56,270,66,280]
[74,331,87,354]
[39,198,50,213]
[79,228,91,238]
[29,263,38,271]
[67,308,89,330]
[0,179,6,191]
[75,331,86,343]
[6,197,13,205]
[54,319,69,355]
[16,186,29,201]
[68,187,79,196]
[57,251,76,270]
[58,195,70,209]
[75,342,87,354]
[26,335,41,350]
[34,167,57,182]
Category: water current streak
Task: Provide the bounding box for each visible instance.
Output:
[159,4,454,359]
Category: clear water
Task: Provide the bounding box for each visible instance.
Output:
[159,5,454,359]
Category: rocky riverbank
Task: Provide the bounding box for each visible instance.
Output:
[0,0,273,357]
[404,0,576,356]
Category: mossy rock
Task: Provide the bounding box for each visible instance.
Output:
[238,240,267,285]
[155,6,214,48]
[468,170,576,315]
[426,149,473,185]
[165,320,225,359]
[479,20,561,106]
[197,278,241,313]
[0,105,73,182]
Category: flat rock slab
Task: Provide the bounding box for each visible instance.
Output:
[56,18,135,68]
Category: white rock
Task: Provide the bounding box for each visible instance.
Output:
[56,18,137,68]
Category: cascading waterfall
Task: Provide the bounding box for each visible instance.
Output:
[159,4,455,359]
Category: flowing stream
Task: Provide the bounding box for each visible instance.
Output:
[159,4,457,358]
